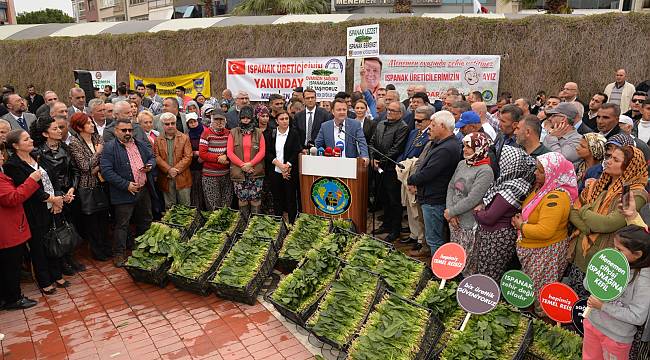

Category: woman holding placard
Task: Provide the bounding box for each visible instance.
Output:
[511,152,578,313]
[445,132,494,275]
[567,146,648,297]
[582,225,650,360]
[473,145,536,281]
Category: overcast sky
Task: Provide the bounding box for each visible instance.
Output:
[14,0,74,16]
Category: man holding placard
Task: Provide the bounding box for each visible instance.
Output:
[582,230,650,360]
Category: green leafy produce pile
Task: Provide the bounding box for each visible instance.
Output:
[528,319,582,360]
[440,304,529,360]
[415,281,464,350]
[242,214,281,240]
[306,267,379,347]
[332,218,353,231]
[347,294,429,360]
[279,214,330,263]
[162,204,195,229]
[344,235,391,269]
[376,251,426,298]
[271,249,340,313]
[202,208,240,234]
[211,234,270,288]
[125,223,182,270]
[169,228,228,280]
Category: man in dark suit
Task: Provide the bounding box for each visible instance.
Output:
[25,85,44,114]
[68,87,89,117]
[1,94,36,131]
[315,99,369,162]
[294,88,332,148]
[596,103,622,139]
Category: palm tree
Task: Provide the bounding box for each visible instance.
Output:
[393,0,412,13]
[232,0,330,15]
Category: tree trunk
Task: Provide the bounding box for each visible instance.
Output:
[393,0,412,13]
[204,0,214,17]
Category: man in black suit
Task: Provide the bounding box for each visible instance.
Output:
[596,103,622,139]
[25,85,44,114]
[293,88,332,149]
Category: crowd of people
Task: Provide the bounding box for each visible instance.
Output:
[1,68,650,359]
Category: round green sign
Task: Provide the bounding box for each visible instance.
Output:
[500,270,535,308]
[586,248,630,302]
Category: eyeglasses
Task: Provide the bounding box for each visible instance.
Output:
[162,122,176,126]
[632,99,645,104]
[237,97,249,100]
[118,128,134,133]
[415,119,426,123]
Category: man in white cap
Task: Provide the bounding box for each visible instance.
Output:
[619,114,650,161]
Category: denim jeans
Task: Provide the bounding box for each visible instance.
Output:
[421,203,446,253]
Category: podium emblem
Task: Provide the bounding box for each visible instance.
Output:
[311,177,351,215]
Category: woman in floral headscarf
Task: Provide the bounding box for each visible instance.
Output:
[567,145,648,297]
[445,132,494,276]
[511,152,578,299]
[473,145,536,280]
[575,132,606,193]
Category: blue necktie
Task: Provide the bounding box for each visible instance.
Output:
[17,117,27,130]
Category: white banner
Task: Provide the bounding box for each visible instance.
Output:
[347,24,379,59]
[226,57,346,101]
[91,71,117,90]
[303,69,345,101]
[353,55,501,104]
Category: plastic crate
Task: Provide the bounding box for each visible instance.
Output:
[124,259,172,288]
[242,214,288,253]
[160,206,205,241]
[277,212,333,273]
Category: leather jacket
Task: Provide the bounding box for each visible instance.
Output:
[33,142,79,195]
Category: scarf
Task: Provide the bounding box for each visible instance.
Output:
[522,152,578,222]
[188,122,204,140]
[606,133,635,148]
[462,132,492,166]
[239,105,255,134]
[576,133,606,181]
[578,146,648,255]
[483,145,536,208]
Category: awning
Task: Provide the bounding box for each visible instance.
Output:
[148,7,174,21]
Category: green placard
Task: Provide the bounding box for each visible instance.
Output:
[586,248,630,301]
[500,270,535,308]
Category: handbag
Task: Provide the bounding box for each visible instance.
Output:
[77,186,109,215]
[44,217,81,258]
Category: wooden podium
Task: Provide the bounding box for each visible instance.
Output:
[299,155,368,233]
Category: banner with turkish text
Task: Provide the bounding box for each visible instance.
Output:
[90,71,117,90]
[129,71,211,98]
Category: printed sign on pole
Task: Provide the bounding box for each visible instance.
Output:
[584,248,630,317]
[302,69,345,101]
[456,274,500,331]
[347,24,379,59]
[539,282,579,323]
[90,71,117,90]
[571,298,588,336]
[500,270,535,308]
[431,243,466,289]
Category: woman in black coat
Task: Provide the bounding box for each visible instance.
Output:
[265,110,304,223]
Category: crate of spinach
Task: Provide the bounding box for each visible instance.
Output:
[438,304,533,360]
[376,250,432,299]
[201,207,245,236]
[168,228,232,296]
[346,291,444,360]
[209,233,277,305]
[332,218,357,233]
[268,248,341,325]
[124,222,183,287]
[343,234,393,269]
[242,214,287,251]
[305,266,384,351]
[524,319,582,360]
[415,281,465,354]
[161,204,204,239]
[277,213,331,272]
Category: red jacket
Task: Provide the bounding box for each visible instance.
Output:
[0,172,39,249]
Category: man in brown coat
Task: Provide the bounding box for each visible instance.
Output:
[154,112,193,208]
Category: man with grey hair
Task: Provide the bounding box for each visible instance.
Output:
[542,102,583,162]
[407,110,462,256]
[88,98,110,137]
[103,101,149,147]
[68,87,89,117]
[226,91,250,129]
[571,101,593,135]
[374,90,401,123]
[153,112,193,208]
[450,100,470,122]
[35,91,59,118]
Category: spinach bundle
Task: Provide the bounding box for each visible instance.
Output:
[125,223,182,270]
[271,249,340,313]
[203,208,239,234]
[169,228,228,280]
[347,294,429,360]
[376,251,426,298]
[161,204,195,229]
[242,214,282,240]
[415,281,465,352]
[306,267,379,347]
[279,214,330,262]
[344,235,391,269]
[528,319,582,360]
[211,234,270,288]
[440,304,528,360]
[332,218,354,231]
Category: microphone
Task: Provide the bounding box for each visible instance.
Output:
[333,147,342,157]
[324,147,333,157]
[317,147,324,156]
[309,147,317,156]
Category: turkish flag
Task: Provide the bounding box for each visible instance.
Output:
[228,60,246,75]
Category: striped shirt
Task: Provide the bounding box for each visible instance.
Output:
[199,127,230,177]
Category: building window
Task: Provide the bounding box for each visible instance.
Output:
[88,0,96,10]
[101,0,117,9]
[130,14,149,20]
[0,9,7,22]
[78,2,86,17]
[130,0,146,5]
[148,0,174,9]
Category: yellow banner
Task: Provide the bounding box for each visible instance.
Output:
[129,71,211,98]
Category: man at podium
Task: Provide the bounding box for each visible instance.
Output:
[315,99,369,165]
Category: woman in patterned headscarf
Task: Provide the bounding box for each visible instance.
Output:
[575,132,606,193]
[445,132,494,276]
[511,152,578,308]
[473,145,536,279]
[567,146,648,297]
